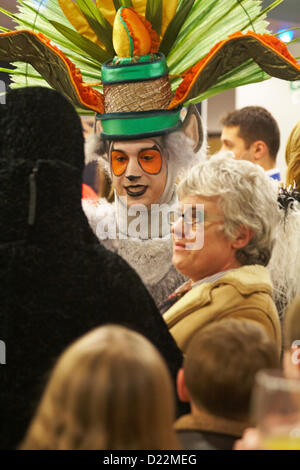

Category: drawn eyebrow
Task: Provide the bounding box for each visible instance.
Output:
[138,145,161,153]
[112,145,161,155]
[111,148,127,155]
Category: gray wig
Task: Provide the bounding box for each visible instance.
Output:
[177,152,280,266]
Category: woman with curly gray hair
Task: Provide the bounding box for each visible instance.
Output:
[163,153,281,353]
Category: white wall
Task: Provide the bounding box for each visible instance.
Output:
[236,43,300,179]
[207,89,235,134]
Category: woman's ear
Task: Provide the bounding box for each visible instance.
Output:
[232,225,254,250]
[181,104,203,153]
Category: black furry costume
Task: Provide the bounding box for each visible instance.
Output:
[0,87,184,449]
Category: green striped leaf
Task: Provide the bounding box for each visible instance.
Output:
[1,5,41,32]
[145,0,162,36]
[184,60,270,104]
[49,20,110,63]
[167,0,269,73]
[8,61,102,89]
[0,66,42,79]
[1,1,104,107]
[159,0,194,56]
[15,5,100,66]
[112,1,133,13]
[14,2,93,58]
[75,0,114,55]
[113,0,122,10]
[113,0,132,9]
[0,6,19,20]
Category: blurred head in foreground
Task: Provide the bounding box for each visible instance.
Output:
[21,325,178,450]
[177,320,279,422]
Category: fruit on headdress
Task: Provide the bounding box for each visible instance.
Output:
[113,7,159,57]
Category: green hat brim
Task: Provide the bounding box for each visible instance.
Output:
[97,107,182,140]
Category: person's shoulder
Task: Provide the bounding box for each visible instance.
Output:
[211,269,277,318]
[176,429,218,451]
[188,265,273,308]
[165,266,273,319]
[217,265,272,290]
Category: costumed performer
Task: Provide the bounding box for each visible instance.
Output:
[1,1,300,307]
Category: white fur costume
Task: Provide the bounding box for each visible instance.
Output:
[268,190,300,320]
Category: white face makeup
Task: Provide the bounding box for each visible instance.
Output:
[111,138,168,208]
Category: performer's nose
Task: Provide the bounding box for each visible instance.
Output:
[126,175,140,182]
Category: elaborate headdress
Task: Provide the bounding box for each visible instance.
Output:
[0,0,300,141]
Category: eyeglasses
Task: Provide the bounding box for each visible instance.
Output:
[168,208,223,228]
[111,148,163,176]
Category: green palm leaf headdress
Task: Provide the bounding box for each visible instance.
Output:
[0,0,300,138]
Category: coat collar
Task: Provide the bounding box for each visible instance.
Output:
[212,264,273,295]
[174,411,250,438]
[164,265,273,327]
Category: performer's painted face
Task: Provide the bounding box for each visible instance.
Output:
[110,138,168,207]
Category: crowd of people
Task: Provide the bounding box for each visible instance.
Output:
[1,84,300,450]
[1,0,300,452]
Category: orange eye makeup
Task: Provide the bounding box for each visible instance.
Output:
[111,146,163,176]
[138,148,162,174]
[111,151,129,176]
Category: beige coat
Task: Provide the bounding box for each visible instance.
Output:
[163,265,281,353]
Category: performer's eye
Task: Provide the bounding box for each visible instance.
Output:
[116,155,128,162]
[138,149,162,174]
[140,155,154,161]
[111,151,129,176]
